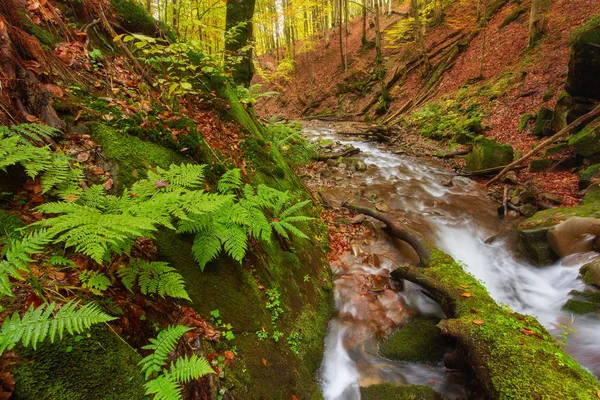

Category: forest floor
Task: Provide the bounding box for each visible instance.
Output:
[254,0,598,207]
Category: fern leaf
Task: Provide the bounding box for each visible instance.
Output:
[139,325,192,380]
[117,260,190,301]
[271,222,290,241]
[144,373,182,400]
[169,354,214,383]
[279,221,309,239]
[0,211,25,247]
[217,169,242,194]
[221,224,248,263]
[155,164,205,190]
[0,300,115,355]
[80,271,112,295]
[279,199,312,219]
[192,226,223,271]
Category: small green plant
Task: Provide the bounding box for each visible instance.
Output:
[209,309,235,341]
[287,331,303,354]
[255,329,268,340]
[234,84,278,106]
[0,300,115,355]
[79,270,112,295]
[265,288,283,324]
[140,325,215,400]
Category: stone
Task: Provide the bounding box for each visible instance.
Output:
[350,214,366,224]
[569,123,600,159]
[580,258,600,287]
[532,107,555,137]
[465,136,514,172]
[320,170,331,178]
[355,160,368,171]
[519,204,538,218]
[375,203,390,212]
[338,163,347,169]
[542,193,562,204]
[520,190,537,205]
[551,93,595,133]
[565,23,600,101]
[518,227,555,266]
[547,217,600,258]
[510,196,520,205]
[584,182,600,205]
[326,159,338,167]
[579,164,600,189]
[543,143,569,157]
[502,171,519,184]
[529,158,554,172]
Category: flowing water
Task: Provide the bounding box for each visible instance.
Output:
[302,121,600,399]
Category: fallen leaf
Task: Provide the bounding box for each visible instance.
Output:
[49,271,66,280]
[0,21,4,31]
[76,152,89,162]
[154,180,169,188]
[25,114,37,122]
[461,292,472,298]
[91,166,104,175]
[261,358,267,367]
[292,396,299,400]
[74,110,82,121]
[103,178,114,191]
[473,319,485,325]
[64,194,79,201]
[470,309,478,313]
[224,350,235,360]
[521,328,534,336]
[44,83,63,98]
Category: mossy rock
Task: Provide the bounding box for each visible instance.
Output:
[566,19,600,101]
[518,112,532,132]
[379,318,450,363]
[584,182,600,205]
[529,158,553,172]
[580,259,600,287]
[580,164,600,189]
[11,326,146,400]
[551,93,595,133]
[499,6,527,29]
[360,383,443,400]
[532,107,554,137]
[465,136,514,172]
[569,121,600,158]
[111,0,158,37]
[543,143,569,157]
[517,203,600,265]
[89,123,183,192]
[562,299,600,315]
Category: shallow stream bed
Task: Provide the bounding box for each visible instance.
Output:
[303,121,600,399]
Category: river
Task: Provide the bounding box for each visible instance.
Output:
[302,121,600,399]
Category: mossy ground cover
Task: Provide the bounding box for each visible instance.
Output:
[379,317,450,363]
[11,326,146,400]
[360,383,443,400]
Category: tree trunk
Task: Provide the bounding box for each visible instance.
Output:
[411,0,430,74]
[225,0,257,86]
[362,0,367,45]
[529,0,543,47]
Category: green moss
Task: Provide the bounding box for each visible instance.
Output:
[543,143,568,157]
[360,384,443,400]
[379,318,450,363]
[11,326,145,400]
[570,16,600,44]
[529,158,553,172]
[111,0,157,36]
[19,12,59,48]
[499,7,527,29]
[569,121,600,158]
[519,203,600,230]
[584,182,600,204]
[562,299,600,315]
[89,123,183,191]
[465,136,514,172]
[532,106,554,137]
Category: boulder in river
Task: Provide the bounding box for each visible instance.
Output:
[517,204,600,265]
[360,383,443,400]
[580,258,600,288]
[465,136,514,172]
[547,217,600,258]
[379,318,450,363]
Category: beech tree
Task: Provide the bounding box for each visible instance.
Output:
[529,0,543,47]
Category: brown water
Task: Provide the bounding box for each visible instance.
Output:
[305,121,600,400]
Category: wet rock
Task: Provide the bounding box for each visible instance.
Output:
[518,227,554,265]
[350,214,366,224]
[355,160,368,171]
[441,178,453,187]
[547,217,600,258]
[326,159,338,167]
[375,203,390,212]
[562,299,600,315]
[552,93,596,133]
[519,204,538,218]
[334,176,344,181]
[338,163,347,169]
[320,169,331,178]
[541,193,562,205]
[569,123,600,160]
[529,158,553,172]
[465,136,514,172]
[510,196,520,206]
[379,318,450,363]
[520,190,537,205]
[579,164,600,189]
[502,171,519,185]
[532,106,555,137]
[580,259,600,287]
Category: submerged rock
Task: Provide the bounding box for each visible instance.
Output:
[580,258,600,288]
[547,217,600,258]
[465,136,514,172]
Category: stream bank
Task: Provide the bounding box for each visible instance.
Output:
[302,121,600,399]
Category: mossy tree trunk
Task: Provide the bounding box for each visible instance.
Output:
[344,203,600,399]
[528,0,543,47]
[225,0,257,86]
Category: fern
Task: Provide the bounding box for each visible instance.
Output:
[139,325,192,379]
[217,169,243,194]
[79,270,112,295]
[270,199,313,240]
[0,211,25,247]
[48,255,74,267]
[0,300,115,355]
[0,133,52,178]
[140,326,214,400]
[118,259,190,301]
[2,124,58,144]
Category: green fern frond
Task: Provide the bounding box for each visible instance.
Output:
[271,222,290,240]
[3,228,53,274]
[191,225,224,271]
[217,169,243,194]
[144,374,182,400]
[168,354,214,383]
[152,164,205,190]
[221,224,248,263]
[0,300,115,355]
[0,133,52,178]
[0,211,25,247]
[7,123,58,144]
[278,221,309,239]
[139,325,192,380]
[279,199,312,219]
[118,259,189,301]
[48,255,74,267]
[80,271,112,295]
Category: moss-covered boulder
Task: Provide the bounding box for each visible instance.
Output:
[379,318,450,363]
[532,106,555,137]
[569,121,600,159]
[551,93,596,133]
[12,326,146,400]
[465,136,514,172]
[89,123,183,192]
[584,182,600,205]
[111,0,158,36]
[562,298,600,315]
[566,18,600,101]
[360,383,443,400]
[580,164,600,189]
[580,259,600,287]
[517,203,600,265]
[529,158,553,172]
